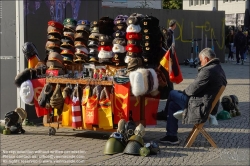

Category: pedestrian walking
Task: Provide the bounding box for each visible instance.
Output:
[225,28,235,62]
[234,26,247,65]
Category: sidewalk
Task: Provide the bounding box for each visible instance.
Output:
[0,59,249,166]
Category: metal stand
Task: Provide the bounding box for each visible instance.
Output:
[184,38,202,68]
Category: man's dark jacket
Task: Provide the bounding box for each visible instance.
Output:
[182,58,227,124]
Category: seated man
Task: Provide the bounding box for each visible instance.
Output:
[160,48,227,144]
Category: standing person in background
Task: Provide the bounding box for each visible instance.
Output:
[225,28,235,62]
[234,26,247,65]
[165,19,177,49]
[243,30,250,62]
[157,19,177,120]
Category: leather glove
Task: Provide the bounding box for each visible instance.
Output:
[22,42,39,60]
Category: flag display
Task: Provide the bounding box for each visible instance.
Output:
[160,47,183,84]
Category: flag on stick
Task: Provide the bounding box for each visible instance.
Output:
[160,47,183,84]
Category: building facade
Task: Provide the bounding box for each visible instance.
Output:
[183,0,249,27]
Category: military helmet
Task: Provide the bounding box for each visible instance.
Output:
[123,140,143,155]
[128,135,144,146]
[216,110,231,120]
[104,133,126,155]
[221,96,234,111]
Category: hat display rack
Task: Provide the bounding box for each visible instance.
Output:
[125,13,144,74]
[112,15,128,66]
[13,13,168,136]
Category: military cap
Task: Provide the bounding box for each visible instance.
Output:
[126,24,141,33]
[125,45,142,53]
[45,40,61,49]
[112,38,126,46]
[90,21,99,28]
[88,47,99,55]
[60,49,74,57]
[47,33,61,41]
[75,47,89,56]
[63,18,77,27]
[89,33,100,41]
[62,55,73,64]
[47,27,62,35]
[126,16,139,26]
[127,39,141,46]
[48,21,64,30]
[77,20,90,26]
[140,16,159,28]
[63,31,75,41]
[91,26,99,33]
[61,40,74,49]
[74,32,89,41]
[126,51,141,58]
[88,40,99,47]
[76,25,90,33]
[126,32,142,40]
[112,30,126,38]
[98,45,112,52]
[74,41,87,48]
[99,34,112,42]
[114,15,128,25]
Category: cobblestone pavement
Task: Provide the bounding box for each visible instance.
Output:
[1,58,249,166]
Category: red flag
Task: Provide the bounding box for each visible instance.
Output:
[160,47,183,84]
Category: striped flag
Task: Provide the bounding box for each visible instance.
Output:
[72,96,82,128]
[160,47,183,84]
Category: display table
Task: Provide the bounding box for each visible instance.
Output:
[43,77,146,132]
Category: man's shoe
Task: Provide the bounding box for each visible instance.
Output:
[156,110,167,121]
[173,110,183,120]
[236,62,240,65]
[159,135,180,144]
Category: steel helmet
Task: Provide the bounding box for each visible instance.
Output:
[103,132,126,155]
[216,110,231,120]
[128,135,144,146]
[123,140,143,155]
[221,96,234,111]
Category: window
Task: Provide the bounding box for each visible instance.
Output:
[190,0,193,6]
[224,0,229,2]
[200,0,205,5]
[195,0,199,5]
[206,0,210,4]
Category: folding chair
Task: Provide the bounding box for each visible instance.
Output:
[184,86,226,148]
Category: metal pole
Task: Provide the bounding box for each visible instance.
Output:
[16,0,25,108]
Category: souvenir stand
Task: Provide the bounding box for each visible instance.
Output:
[16,14,167,135]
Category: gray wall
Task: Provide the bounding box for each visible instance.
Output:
[0,1,17,119]
[102,8,226,63]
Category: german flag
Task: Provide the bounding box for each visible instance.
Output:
[160,47,183,84]
[28,55,40,68]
